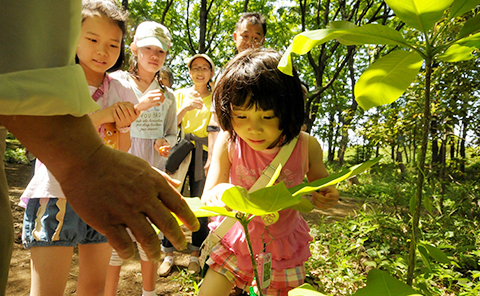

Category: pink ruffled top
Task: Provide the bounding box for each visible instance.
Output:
[210,132,312,272]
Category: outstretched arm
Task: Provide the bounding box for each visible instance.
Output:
[0,114,200,260]
[201,130,233,207]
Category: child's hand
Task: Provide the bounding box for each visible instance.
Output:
[114,102,140,129]
[154,138,171,157]
[202,183,234,208]
[136,89,165,111]
[312,186,339,210]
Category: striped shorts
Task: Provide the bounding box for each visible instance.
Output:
[206,244,305,296]
[23,198,107,248]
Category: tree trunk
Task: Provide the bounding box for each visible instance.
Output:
[407,57,432,286]
[460,120,467,173]
[198,0,208,53]
[337,46,358,165]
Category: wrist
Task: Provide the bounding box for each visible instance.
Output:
[116,125,131,133]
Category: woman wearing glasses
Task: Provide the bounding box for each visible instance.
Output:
[158,53,214,276]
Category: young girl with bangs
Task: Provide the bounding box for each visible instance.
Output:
[198,48,339,296]
[20,2,158,295]
[105,21,176,296]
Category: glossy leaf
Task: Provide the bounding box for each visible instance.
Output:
[352,269,423,296]
[278,23,409,76]
[186,157,381,219]
[354,51,423,110]
[334,24,410,46]
[384,0,454,33]
[437,44,475,61]
[450,0,480,18]
[279,29,348,76]
[456,32,480,49]
[288,283,327,296]
[222,182,302,216]
[289,157,383,196]
[458,13,480,39]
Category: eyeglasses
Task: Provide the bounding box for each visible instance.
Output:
[191,67,211,72]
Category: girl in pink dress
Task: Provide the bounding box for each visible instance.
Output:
[199,48,340,296]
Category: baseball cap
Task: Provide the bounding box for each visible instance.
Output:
[134,21,171,51]
[186,53,215,73]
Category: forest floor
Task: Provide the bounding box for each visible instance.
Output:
[5,162,362,295]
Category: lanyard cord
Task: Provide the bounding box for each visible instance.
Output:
[91,74,111,138]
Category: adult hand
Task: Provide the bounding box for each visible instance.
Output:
[114,101,140,129]
[59,145,200,260]
[0,114,200,262]
[186,97,204,111]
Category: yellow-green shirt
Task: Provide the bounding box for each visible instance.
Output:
[175,89,212,150]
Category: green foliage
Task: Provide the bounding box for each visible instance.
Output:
[3,147,29,164]
[168,269,201,294]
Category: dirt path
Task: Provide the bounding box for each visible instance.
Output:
[5,162,360,295]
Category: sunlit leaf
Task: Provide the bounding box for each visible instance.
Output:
[456,32,480,48]
[278,23,408,76]
[279,29,347,76]
[352,269,423,296]
[288,157,382,196]
[334,24,410,46]
[222,183,301,216]
[185,158,381,219]
[355,51,423,110]
[385,0,454,33]
[450,0,480,18]
[437,44,475,61]
[288,283,327,295]
[458,13,480,38]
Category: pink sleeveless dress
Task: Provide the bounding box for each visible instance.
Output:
[207,132,312,294]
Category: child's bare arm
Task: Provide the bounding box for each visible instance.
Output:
[114,102,139,152]
[201,131,232,207]
[306,134,340,209]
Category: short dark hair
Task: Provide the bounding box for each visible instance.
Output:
[235,12,267,37]
[214,48,304,145]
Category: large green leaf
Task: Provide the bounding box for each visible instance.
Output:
[385,0,454,33]
[354,50,423,110]
[334,24,410,46]
[437,44,475,61]
[450,0,480,18]
[352,269,423,296]
[221,182,302,216]
[278,23,409,76]
[288,283,327,296]
[458,13,480,39]
[185,157,381,219]
[279,29,348,76]
[456,31,480,48]
[289,157,382,197]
